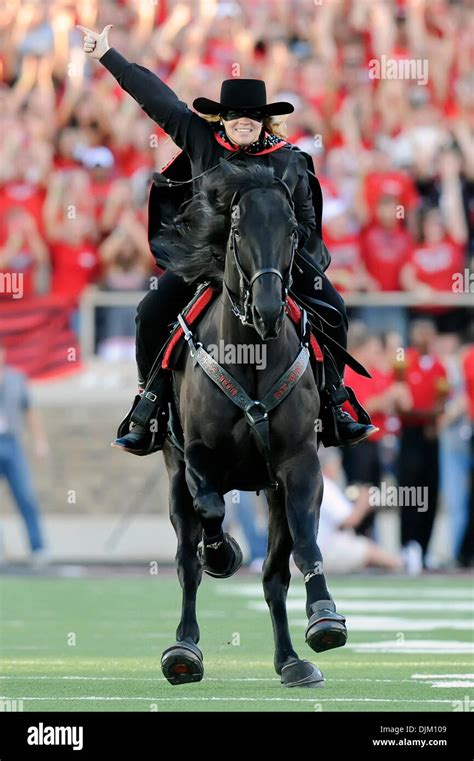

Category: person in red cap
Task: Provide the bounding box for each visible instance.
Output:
[77,24,376,455]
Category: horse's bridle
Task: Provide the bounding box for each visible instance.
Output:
[223,177,299,327]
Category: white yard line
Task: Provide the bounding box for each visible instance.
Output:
[217,585,474,600]
[259,601,473,612]
[347,640,473,653]
[287,616,472,631]
[0,675,447,684]
[412,674,474,679]
[0,696,462,703]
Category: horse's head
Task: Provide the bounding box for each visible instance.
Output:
[225,170,298,340]
[161,162,299,339]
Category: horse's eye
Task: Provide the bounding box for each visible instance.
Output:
[234,229,241,239]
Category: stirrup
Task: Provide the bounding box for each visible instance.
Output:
[114,395,167,456]
[319,383,374,448]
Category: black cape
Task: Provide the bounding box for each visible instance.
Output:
[147,146,331,273]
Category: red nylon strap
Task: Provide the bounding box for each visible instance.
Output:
[162,286,215,369]
[287,297,323,361]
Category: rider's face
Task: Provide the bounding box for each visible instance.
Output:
[221,114,263,146]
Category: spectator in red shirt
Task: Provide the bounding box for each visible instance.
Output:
[0,208,48,299]
[75,146,117,229]
[464,346,474,425]
[49,225,99,304]
[401,149,468,333]
[357,193,414,340]
[321,199,368,294]
[43,169,100,305]
[360,194,414,291]
[360,147,420,228]
[0,155,48,241]
[395,319,449,572]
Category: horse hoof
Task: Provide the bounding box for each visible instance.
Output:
[305,610,347,653]
[199,533,243,579]
[280,659,325,688]
[161,641,204,685]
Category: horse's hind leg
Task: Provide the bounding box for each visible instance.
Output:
[184,441,242,578]
[264,488,324,688]
[280,446,347,654]
[161,446,204,685]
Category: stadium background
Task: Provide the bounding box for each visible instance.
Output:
[0,0,472,717]
[0,0,472,566]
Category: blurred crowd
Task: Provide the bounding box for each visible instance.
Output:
[0,0,473,568]
[0,0,472,353]
[229,317,473,573]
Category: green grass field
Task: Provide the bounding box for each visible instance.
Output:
[0,573,472,712]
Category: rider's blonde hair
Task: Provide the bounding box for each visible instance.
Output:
[199,113,289,140]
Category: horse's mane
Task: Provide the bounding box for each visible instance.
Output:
[160,161,278,285]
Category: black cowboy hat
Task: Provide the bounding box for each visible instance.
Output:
[193,79,294,117]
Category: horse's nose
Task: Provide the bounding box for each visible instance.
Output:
[252,274,284,339]
[252,302,284,340]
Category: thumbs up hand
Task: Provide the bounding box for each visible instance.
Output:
[76,24,113,60]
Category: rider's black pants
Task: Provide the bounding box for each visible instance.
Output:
[290,260,348,386]
[135,266,348,386]
[136,270,195,382]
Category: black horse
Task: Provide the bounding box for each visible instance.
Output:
[160,162,346,688]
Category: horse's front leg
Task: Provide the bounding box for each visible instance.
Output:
[160,445,204,685]
[184,439,242,578]
[280,445,348,654]
[264,487,324,688]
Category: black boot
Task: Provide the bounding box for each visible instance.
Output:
[112,375,169,456]
[320,383,378,448]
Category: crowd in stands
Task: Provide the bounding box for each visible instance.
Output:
[0,0,472,567]
[0,1,472,331]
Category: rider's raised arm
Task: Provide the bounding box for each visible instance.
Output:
[99,48,211,156]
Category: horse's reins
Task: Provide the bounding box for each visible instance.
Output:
[152,146,244,190]
[178,179,311,490]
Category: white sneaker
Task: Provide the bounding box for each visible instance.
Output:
[402,541,423,576]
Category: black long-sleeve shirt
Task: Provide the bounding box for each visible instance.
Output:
[100,48,317,249]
